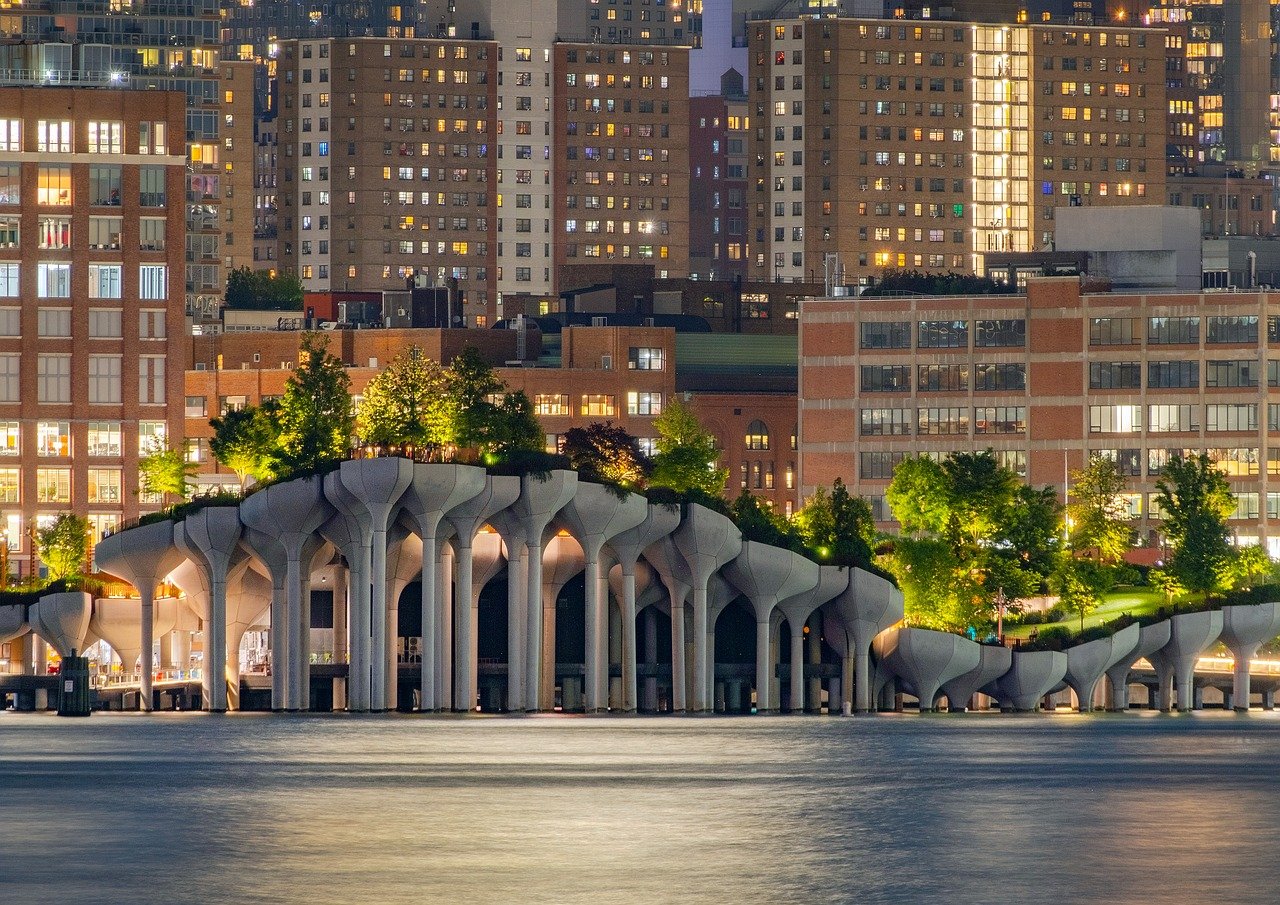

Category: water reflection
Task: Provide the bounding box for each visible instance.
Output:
[3,712,1279,903]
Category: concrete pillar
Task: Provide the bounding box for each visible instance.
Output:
[453,538,475,713]
[609,592,623,710]
[1263,688,1275,710]
[34,635,48,676]
[438,545,454,710]
[643,605,658,712]
[620,570,637,712]
[506,544,526,711]
[540,575,557,710]
[754,617,771,712]
[332,564,348,710]
[1221,603,1280,713]
[1193,685,1204,710]
[827,676,841,714]
[174,630,192,673]
[671,598,687,711]
[788,621,804,713]
[806,626,822,713]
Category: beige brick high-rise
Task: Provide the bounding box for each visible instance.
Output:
[746,17,1166,286]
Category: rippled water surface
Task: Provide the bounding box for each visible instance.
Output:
[3,711,1279,904]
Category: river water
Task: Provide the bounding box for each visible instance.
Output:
[2,710,1277,904]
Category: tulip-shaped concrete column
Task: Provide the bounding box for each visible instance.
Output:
[443,475,521,712]
[675,504,743,713]
[0,603,26,644]
[240,476,334,710]
[94,519,184,712]
[385,524,424,708]
[223,564,273,709]
[487,507,530,710]
[603,504,681,713]
[539,532,585,708]
[1104,620,1171,711]
[940,644,1012,712]
[777,566,848,713]
[643,535,694,711]
[875,627,980,712]
[1062,623,1139,711]
[323,459,412,711]
[833,568,905,712]
[993,650,1068,712]
[558,484,648,712]
[702,573,737,708]
[399,462,487,711]
[175,507,244,712]
[1219,602,1280,711]
[723,541,817,713]
[1158,610,1224,711]
[30,591,92,659]
[509,470,577,712]
[89,596,181,679]
[461,530,509,710]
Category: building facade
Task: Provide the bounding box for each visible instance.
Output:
[746,16,1166,286]
[0,87,188,574]
[800,277,1280,553]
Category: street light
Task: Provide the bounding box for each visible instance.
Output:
[0,526,8,589]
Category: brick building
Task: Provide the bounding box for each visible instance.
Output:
[746,16,1166,286]
[0,86,188,573]
[800,277,1280,553]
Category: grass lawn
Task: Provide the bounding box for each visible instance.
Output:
[1003,587,1192,639]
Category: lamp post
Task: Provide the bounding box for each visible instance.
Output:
[994,587,1009,644]
[0,526,8,589]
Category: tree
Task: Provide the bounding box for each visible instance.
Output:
[270,333,354,478]
[1051,555,1109,632]
[1067,455,1134,563]
[355,346,454,456]
[224,267,304,311]
[210,403,278,487]
[448,346,505,451]
[563,421,649,488]
[139,440,195,501]
[1154,453,1235,593]
[37,514,89,581]
[730,491,803,552]
[487,390,545,460]
[648,398,728,496]
[1148,568,1184,607]
[793,478,875,567]
[1218,544,1274,594]
[882,450,1061,632]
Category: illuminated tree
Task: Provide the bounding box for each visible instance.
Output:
[448,346,506,451]
[563,421,649,488]
[210,403,278,487]
[648,399,727,495]
[37,514,90,581]
[270,333,354,478]
[139,440,195,501]
[793,479,875,567]
[1067,455,1134,563]
[1154,453,1235,593]
[355,346,454,456]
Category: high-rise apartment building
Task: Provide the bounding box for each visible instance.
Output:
[746,17,1165,286]
[689,72,749,282]
[0,1,236,316]
[0,87,187,575]
[273,36,499,324]
[272,27,690,322]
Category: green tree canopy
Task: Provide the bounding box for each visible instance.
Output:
[563,421,649,488]
[793,479,875,567]
[882,450,1062,631]
[224,267,304,311]
[355,346,455,455]
[37,514,89,582]
[270,333,354,478]
[730,491,804,553]
[648,398,728,496]
[139,440,195,501]
[448,346,506,451]
[1154,453,1235,593]
[210,403,278,487]
[1067,454,1134,563]
[487,390,545,461]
